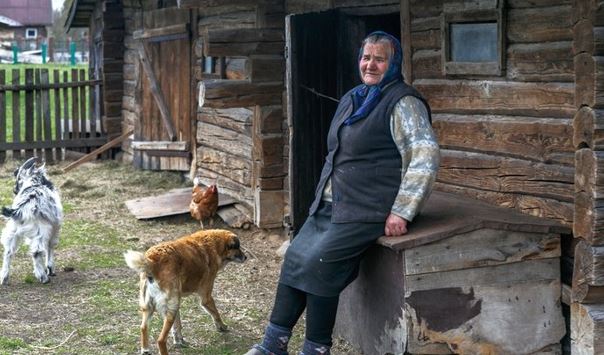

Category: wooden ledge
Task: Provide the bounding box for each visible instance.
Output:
[377,190,571,251]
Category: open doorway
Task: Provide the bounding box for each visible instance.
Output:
[287,8,401,234]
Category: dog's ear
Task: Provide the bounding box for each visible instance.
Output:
[227,236,240,250]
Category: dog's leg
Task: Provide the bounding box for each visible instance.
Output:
[157,311,177,355]
[0,223,19,285]
[139,277,154,355]
[198,288,227,332]
[171,310,188,348]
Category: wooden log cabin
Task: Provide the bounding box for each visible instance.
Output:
[65,0,604,353]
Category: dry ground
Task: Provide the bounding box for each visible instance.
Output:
[0,159,359,355]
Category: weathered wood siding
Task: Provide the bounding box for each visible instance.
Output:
[408,0,575,226]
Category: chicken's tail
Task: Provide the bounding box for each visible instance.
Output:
[123,250,149,274]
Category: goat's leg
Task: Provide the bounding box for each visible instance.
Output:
[171,310,188,348]
[0,224,19,285]
[30,236,49,284]
[46,226,60,276]
[198,286,227,331]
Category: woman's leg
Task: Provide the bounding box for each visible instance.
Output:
[250,283,307,355]
[301,292,340,354]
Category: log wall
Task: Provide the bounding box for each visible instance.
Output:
[407,0,575,226]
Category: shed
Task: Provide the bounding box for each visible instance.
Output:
[67,0,604,353]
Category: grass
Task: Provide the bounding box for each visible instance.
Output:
[0,63,90,142]
[0,159,358,355]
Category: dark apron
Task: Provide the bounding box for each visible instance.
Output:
[279,202,385,297]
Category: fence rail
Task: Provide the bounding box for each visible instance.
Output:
[0,67,105,163]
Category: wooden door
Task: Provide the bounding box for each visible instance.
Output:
[134,8,193,171]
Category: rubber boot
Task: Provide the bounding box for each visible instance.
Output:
[246,322,291,355]
[299,339,330,355]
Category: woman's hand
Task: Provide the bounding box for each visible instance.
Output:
[385,213,408,236]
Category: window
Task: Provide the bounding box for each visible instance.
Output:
[25,28,37,39]
[442,7,505,76]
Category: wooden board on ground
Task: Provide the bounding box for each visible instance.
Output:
[125,187,235,219]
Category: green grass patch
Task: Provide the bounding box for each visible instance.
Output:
[0,336,27,351]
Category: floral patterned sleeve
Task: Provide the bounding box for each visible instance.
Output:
[389,95,440,221]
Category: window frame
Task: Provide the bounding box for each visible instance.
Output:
[441,7,505,76]
[25,28,37,39]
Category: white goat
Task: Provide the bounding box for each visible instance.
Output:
[0,157,63,285]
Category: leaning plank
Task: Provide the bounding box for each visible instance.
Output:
[137,42,176,141]
[125,187,235,219]
[131,141,188,151]
[571,303,604,354]
[62,129,134,173]
[572,240,604,303]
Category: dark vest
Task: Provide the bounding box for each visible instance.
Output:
[308,80,431,223]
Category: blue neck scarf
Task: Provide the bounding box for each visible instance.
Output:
[344,31,404,126]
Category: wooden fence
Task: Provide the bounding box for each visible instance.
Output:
[0,67,106,163]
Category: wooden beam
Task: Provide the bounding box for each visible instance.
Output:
[133,23,189,41]
[571,303,604,353]
[572,239,604,303]
[574,106,604,150]
[62,129,134,173]
[137,42,177,141]
[131,141,189,151]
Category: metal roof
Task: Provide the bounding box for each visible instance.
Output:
[0,0,52,26]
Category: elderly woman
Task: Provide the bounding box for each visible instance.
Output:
[246,31,440,355]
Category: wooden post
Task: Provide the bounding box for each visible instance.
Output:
[12,69,20,159]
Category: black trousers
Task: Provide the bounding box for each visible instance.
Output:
[269,282,340,346]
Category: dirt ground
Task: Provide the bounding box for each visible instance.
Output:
[0,158,360,355]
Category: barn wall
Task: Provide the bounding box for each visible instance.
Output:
[408,0,575,226]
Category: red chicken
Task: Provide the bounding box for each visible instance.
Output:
[189,177,219,229]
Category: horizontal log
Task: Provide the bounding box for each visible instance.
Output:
[507,6,573,43]
[435,183,574,226]
[573,106,604,149]
[575,148,604,198]
[414,79,575,118]
[197,12,256,31]
[286,0,331,14]
[575,53,604,108]
[506,41,574,82]
[410,28,440,50]
[410,16,440,32]
[507,0,570,8]
[412,49,442,79]
[253,133,284,167]
[178,0,260,8]
[196,145,252,185]
[198,107,253,135]
[570,303,604,354]
[433,114,574,164]
[409,0,443,18]
[247,55,285,83]
[405,228,560,275]
[132,24,189,40]
[438,150,574,202]
[253,105,283,134]
[201,79,283,108]
[197,121,252,159]
[131,141,188,151]
[573,191,604,244]
[194,168,253,206]
[204,28,284,56]
[572,240,604,303]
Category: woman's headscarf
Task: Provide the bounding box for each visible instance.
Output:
[344,31,404,126]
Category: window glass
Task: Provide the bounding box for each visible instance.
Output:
[25,28,37,39]
[450,22,497,62]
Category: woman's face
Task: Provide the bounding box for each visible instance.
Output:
[359,42,391,86]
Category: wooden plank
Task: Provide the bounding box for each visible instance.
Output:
[88,69,96,141]
[137,41,177,141]
[125,187,236,219]
[178,0,261,8]
[377,191,570,251]
[53,70,62,145]
[62,129,134,173]
[34,69,42,156]
[572,240,604,303]
[71,69,80,141]
[11,69,20,159]
[41,69,52,162]
[0,70,5,163]
[201,79,283,108]
[405,228,560,275]
[438,150,574,202]
[574,106,604,150]
[132,23,189,40]
[433,114,574,164]
[79,69,86,143]
[434,182,574,227]
[24,68,34,158]
[0,79,101,92]
[0,138,107,150]
[62,71,69,142]
[571,303,604,354]
[414,79,575,118]
[131,141,189,151]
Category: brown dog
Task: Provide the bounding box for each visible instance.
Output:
[124,229,247,355]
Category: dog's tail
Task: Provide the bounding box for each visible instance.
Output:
[123,250,149,273]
